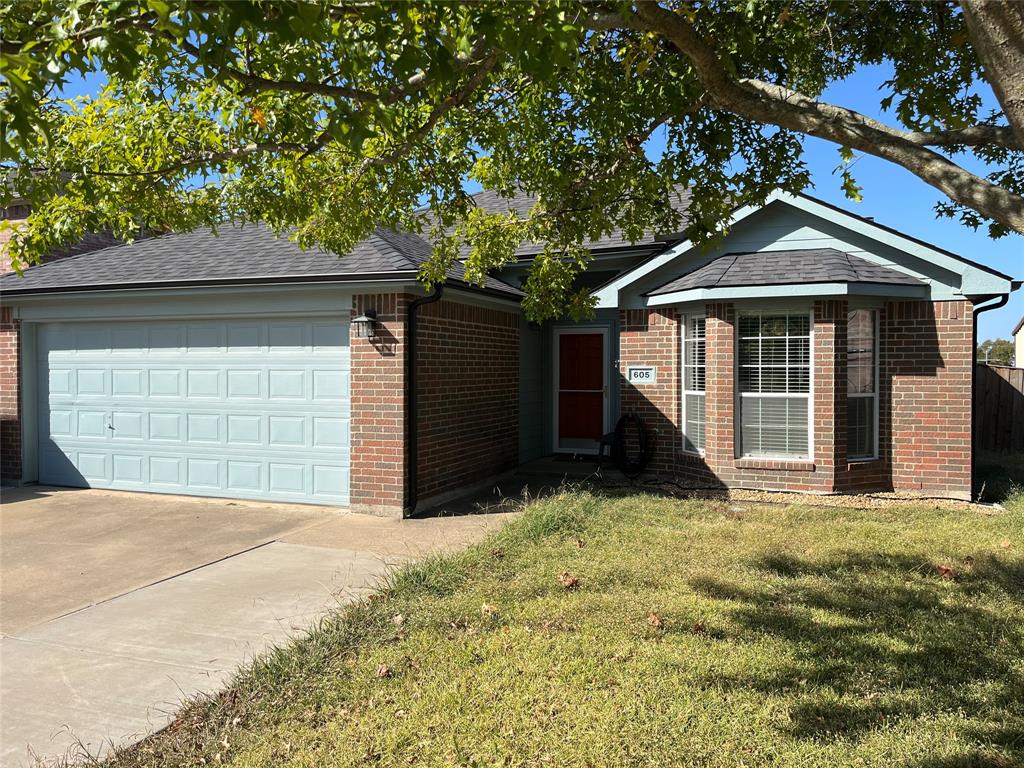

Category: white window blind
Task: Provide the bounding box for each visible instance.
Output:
[682,315,706,453]
[847,309,878,459]
[738,313,811,458]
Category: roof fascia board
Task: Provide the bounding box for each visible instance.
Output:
[645,281,928,307]
[1,272,421,298]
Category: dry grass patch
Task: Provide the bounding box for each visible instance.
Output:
[98,491,1022,768]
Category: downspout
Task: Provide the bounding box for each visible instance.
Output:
[970,292,1010,500]
[406,284,444,516]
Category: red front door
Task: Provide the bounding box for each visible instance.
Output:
[557,332,605,450]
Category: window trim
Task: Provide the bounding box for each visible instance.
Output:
[680,312,706,455]
[847,308,880,462]
[735,309,815,461]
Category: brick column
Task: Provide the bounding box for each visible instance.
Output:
[618,307,681,473]
[0,305,21,483]
[703,302,735,473]
[350,293,410,517]
[813,299,847,484]
[886,300,973,499]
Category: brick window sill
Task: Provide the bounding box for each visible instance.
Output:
[734,458,816,473]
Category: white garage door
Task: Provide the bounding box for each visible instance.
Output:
[37,317,350,505]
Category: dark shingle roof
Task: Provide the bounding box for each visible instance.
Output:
[464,187,692,257]
[0,222,522,297]
[1,185,692,297]
[646,248,925,296]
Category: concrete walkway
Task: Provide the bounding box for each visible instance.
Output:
[0,488,513,767]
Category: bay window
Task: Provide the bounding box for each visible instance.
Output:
[738,312,812,458]
[681,314,706,453]
[847,309,878,459]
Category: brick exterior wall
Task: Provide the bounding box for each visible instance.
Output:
[621,298,973,500]
[884,299,973,499]
[618,308,682,475]
[350,293,410,516]
[415,299,519,502]
[0,306,21,482]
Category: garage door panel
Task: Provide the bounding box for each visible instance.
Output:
[38,318,350,505]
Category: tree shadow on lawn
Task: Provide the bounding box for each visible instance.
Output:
[688,550,1023,756]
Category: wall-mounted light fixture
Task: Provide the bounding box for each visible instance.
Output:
[352,308,379,340]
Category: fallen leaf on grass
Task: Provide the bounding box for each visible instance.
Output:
[480,603,498,618]
[557,571,579,590]
[376,663,393,679]
[647,612,663,628]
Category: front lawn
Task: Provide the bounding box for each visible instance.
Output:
[110,492,1022,768]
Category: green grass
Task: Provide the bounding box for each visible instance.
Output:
[975,452,1024,510]
[108,492,1023,768]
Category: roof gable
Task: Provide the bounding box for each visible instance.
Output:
[595,191,1017,309]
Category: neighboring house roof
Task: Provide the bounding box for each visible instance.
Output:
[646,248,925,295]
[0,221,522,298]
[1014,315,1024,336]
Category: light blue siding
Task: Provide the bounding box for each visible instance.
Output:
[518,315,545,462]
[36,316,350,506]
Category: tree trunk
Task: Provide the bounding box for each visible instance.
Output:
[960,0,1024,149]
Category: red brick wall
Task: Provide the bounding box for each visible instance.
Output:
[618,308,682,475]
[350,293,410,516]
[885,300,973,499]
[416,298,519,501]
[0,305,21,482]
[703,301,842,492]
[622,298,973,500]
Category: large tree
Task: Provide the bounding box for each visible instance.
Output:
[2,0,1022,319]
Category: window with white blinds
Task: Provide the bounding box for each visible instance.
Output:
[738,312,812,458]
[847,309,878,459]
[681,315,706,453]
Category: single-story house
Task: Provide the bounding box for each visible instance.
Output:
[0,189,1017,513]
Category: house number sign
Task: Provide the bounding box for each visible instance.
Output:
[627,366,657,384]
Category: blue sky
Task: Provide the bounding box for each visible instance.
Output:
[749,64,1022,341]
[61,63,1021,339]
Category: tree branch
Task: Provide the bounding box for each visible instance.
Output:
[905,125,1022,149]
[356,48,500,174]
[603,0,1024,235]
[38,141,319,180]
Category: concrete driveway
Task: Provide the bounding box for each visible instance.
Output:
[0,487,513,767]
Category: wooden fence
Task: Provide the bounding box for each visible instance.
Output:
[974,364,1024,454]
